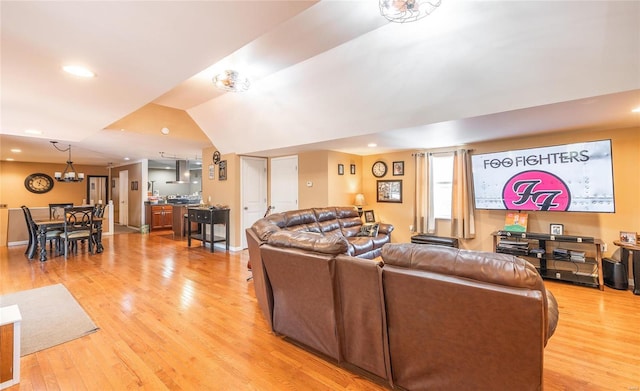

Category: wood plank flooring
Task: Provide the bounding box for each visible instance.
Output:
[1,231,639,390]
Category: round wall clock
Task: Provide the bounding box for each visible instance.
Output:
[372,161,387,178]
[24,173,54,194]
[213,151,221,165]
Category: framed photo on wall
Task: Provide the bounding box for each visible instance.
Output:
[338,164,344,175]
[219,160,227,181]
[377,180,402,203]
[393,161,404,176]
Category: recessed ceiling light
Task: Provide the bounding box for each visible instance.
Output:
[123,157,130,161]
[368,143,378,148]
[632,106,640,113]
[161,127,170,135]
[24,129,42,135]
[62,65,96,78]
[10,148,21,153]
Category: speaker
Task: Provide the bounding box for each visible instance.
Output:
[603,258,628,290]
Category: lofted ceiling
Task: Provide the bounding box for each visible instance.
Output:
[1,1,639,167]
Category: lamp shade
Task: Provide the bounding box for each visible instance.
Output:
[354,193,366,206]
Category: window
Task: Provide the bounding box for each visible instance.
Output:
[431,154,454,219]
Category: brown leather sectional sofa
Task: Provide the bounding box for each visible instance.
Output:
[250,206,394,259]
[247,208,559,391]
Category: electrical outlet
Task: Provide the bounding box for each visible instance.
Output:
[409,224,414,231]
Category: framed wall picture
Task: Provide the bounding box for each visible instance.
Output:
[338,164,344,175]
[377,180,402,203]
[364,210,375,223]
[393,161,404,176]
[620,231,637,245]
[219,160,227,181]
[350,164,356,175]
[550,223,564,236]
[208,164,215,180]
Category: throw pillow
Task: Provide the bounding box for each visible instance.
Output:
[357,223,379,237]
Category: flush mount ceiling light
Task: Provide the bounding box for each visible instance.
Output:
[213,70,250,92]
[50,141,84,182]
[380,0,442,23]
[62,65,96,78]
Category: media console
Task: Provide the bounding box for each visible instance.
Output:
[492,231,604,290]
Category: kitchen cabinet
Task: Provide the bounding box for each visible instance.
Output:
[145,204,173,231]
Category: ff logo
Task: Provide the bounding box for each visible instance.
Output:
[502,170,571,211]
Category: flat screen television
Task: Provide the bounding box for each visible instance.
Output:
[471,139,615,212]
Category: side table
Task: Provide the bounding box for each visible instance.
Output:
[0,305,21,389]
[613,240,640,295]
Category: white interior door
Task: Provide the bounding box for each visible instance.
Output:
[241,157,267,249]
[270,155,298,214]
[119,170,129,226]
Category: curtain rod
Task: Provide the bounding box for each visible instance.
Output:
[412,148,474,157]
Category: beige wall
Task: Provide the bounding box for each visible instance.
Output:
[201,147,240,247]
[298,151,329,208]
[362,127,640,258]
[0,161,110,245]
[4,127,637,256]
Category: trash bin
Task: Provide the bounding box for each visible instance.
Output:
[603,258,628,290]
[140,224,150,234]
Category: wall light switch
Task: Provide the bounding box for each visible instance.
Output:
[306,181,313,187]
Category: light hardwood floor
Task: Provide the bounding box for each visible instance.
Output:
[1,231,639,390]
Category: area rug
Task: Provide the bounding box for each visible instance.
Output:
[0,284,99,356]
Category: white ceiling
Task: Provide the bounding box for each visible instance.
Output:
[1,1,639,166]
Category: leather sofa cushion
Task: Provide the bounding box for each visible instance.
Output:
[382,243,544,291]
[382,243,558,342]
[267,230,348,255]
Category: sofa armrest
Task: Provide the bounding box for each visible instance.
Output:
[377,223,394,235]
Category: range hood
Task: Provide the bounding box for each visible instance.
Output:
[166,160,190,184]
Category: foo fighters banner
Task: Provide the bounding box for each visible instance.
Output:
[471,140,615,213]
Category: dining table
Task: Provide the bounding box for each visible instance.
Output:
[33,217,104,261]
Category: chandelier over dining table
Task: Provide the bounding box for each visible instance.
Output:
[50,141,84,182]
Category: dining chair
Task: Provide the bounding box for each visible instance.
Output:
[91,204,105,248]
[21,205,61,258]
[62,206,94,258]
[49,203,73,220]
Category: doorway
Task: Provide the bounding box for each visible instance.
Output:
[87,175,108,205]
[270,155,298,214]
[240,157,267,249]
[119,170,129,226]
